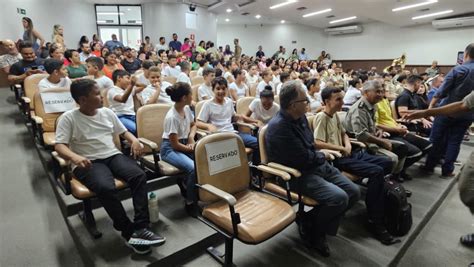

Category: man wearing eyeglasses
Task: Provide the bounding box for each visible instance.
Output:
[265,80,360,257]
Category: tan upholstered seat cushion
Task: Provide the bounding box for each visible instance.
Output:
[202,190,295,244]
[264,181,318,206]
[142,154,183,176]
[43,132,56,146]
[61,175,127,199]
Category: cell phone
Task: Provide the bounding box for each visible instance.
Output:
[31,66,38,70]
[457,51,464,65]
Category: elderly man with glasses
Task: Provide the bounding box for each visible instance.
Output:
[265,80,360,257]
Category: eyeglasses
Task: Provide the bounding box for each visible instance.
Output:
[291,97,310,105]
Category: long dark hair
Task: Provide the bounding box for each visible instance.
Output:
[22,17,34,41]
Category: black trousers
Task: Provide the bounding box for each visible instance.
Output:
[333,151,392,223]
[391,133,432,170]
[74,154,149,240]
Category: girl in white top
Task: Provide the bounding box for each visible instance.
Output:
[160,82,197,206]
[245,64,260,87]
[306,78,323,113]
[139,66,173,105]
[229,69,249,101]
[256,69,273,98]
[247,86,280,125]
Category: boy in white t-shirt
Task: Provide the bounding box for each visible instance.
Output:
[176,61,191,85]
[54,79,165,254]
[198,68,215,101]
[196,77,260,164]
[86,57,114,93]
[107,69,138,135]
[139,66,173,105]
[229,69,249,101]
[256,69,274,98]
[247,85,280,125]
[134,60,156,90]
[38,58,72,91]
[276,72,291,95]
[162,54,181,78]
[196,60,208,77]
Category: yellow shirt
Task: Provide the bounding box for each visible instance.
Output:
[375,98,398,127]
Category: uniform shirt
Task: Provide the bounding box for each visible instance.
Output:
[140,81,173,104]
[256,80,273,98]
[313,112,344,147]
[265,110,326,172]
[343,86,361,105]
[162,65,181,78]
[344,97,377,142]
[246,73,259,86]
[249,99,279,124]
[229,82,248,99]
[38,77,72,91]
[395,89,418,118]
[197,98,235,132]
[198,83,213,101]
[375,98,398,128]
[176,72,191,85]
[107,86,135,116]
[55,108,125,168]
[162,105,194,139]
[95,75,114,93]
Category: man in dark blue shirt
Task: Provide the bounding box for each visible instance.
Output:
[422,43,474,176]
[265,80,360,257]
[8,42,45,85]
[168,33,182,53]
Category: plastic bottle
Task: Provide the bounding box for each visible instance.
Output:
[148,192,159,223]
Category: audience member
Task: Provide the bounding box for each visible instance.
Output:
[246,86,279,125]
[229,69,249,101]
[21,17,45,55]
[102,51,124,79]
[0,39,22,74]
[64,50,87,79]
[86,57,114,94]
[162,54,181,78]
[176,61,191,85]
[8,42,46,84]
[343,78,362,105]
[108,69,137,135]
[121,47,141,74]
[168,33,182,52]
[198,68,215,101]
[104,34,124,51]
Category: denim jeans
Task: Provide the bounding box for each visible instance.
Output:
[291,161,361,237]
[238,132,260,164]
[73,154,149,240]
[118,114,137,136]
[160,139,196,201]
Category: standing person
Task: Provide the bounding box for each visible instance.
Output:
[64,49,88,79]
[168,33,182,53]
[299,48,309,61]
[160,82,197,215]
[91,34,103,47]
[104,34,124,52]
[55,79,166,254]
[155,37,168,52]
[21,17,45,55]
[52,24,65,48]
[180,38,192,59]
[425,60,440,78]
[423,43,474,177]
[234,38,242,62]
[256,45,265,59]
[266,80,360,257]
[0,39,22,74]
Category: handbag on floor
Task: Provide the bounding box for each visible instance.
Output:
[384,180,413,236]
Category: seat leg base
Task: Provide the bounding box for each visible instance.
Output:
[79,200,102,239]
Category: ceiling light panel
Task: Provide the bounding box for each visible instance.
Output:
[270,0,298,10]
[392,0,438,12]
[303,8,332,18]
[329,16,357,24]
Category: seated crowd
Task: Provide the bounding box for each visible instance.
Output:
[2,29,471,259]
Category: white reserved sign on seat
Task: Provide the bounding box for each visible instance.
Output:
[41,92,75,113]
[205,138,241,175]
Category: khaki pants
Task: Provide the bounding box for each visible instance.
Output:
[458,151,474,214]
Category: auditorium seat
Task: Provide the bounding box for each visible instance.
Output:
[194,132,295,266]
[162,76,177,84]
[19,73,48,120]
[189,70,198,79]
[191,76,204,86]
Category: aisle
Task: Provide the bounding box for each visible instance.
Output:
[0,88,82,267]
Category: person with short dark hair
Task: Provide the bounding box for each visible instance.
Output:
[256,45,265,59]
[246,85,279,125]
[65,49,87,79]
[343,78,362,105]
[8,42,46,84]
[121,47,141,74]
[275,72,290,94]
[314,87,398,245]
[266,80,360,257]
[104,34,124,52]
[79,42,95,62]
[229,69,249,101]
[162,54,181,78]
[198,68,215,101]
[169,33,182,52]
[177,61,191,85]
[55,79,165,254]
[38,58,71,91]
[86,57,113,95]
[108,70,137,135]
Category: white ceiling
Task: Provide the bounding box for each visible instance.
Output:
[85,0,474,28]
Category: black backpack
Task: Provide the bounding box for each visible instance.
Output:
[384,180,413,236]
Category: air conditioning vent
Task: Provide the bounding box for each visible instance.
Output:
[324,25,363,35]
[241,12,250,15]
[297,7,307,11]
[432,16,474,29]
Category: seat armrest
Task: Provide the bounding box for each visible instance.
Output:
[197,184,237,206]
[196,129,211,139]
[138,137,158,150]
[267,162,302,178]
[21,96,31,104]
[52,151,68,167]
[234,121,257,131]
[320,149,342,158]
[349,139,366,148]
[256,165,291,181]
[31,115,43,125]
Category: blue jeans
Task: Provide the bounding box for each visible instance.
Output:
[426,115,471,175]
[118,114,136,136]
[160,139,196,201]
[292,161,361,237]
[238,132,260,164]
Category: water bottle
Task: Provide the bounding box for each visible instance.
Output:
[148,192,159,223]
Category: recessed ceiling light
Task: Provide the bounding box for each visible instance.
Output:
[226,8,232,13]
[329,16,357,24]
[255,14,261,19]
[412,9,453,20]
[303,8,332,18]
[225,18,230,22]
[392,0,437,12]
[270,0,297,10]
[281,20,286,23]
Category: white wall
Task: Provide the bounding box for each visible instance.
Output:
[326,22,474,65]
[142,3,217,47]
[0,0,97,49]
[217,24,327,60]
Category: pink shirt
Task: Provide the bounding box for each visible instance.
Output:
[181,43,192,58]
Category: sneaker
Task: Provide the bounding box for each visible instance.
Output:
[128,228,166,246]
[367,221,401,245]
[125,242,151,255]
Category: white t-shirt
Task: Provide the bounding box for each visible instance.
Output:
[343,86,362,105]
[198,83,214,101]
[275,83,283,95]
[308,92,322,112]
[155,44,169,52]
[256,80,274,98]
[55,108,125,167]
[38,77,72,91]
[177,72,191,85]
[162,65,181,78]
[197,67,204,77]
[135,73,150,87]
[94,75,114,93]
[246,73,259,85]
[223,71,233,81]
[272,75,280,85]
[162,105,194,139]
[229,82,248,99]
[249,99,280,124]
[197,98,235,132]
[140,81,173,104]
[107,86,135,116]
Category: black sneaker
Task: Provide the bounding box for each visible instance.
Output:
[128,229,166,246]
[125,242,151,255]
[367,221,401,245]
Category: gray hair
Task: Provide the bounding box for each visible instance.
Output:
[362,80,382,92]
[279,80,303,110]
